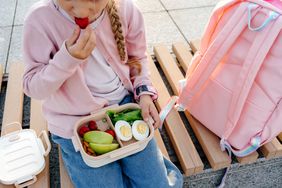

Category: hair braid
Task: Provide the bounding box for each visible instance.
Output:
[107,0,126,61]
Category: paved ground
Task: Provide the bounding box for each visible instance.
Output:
[0,0,219,73]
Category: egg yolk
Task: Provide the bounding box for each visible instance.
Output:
[120,126,131,138]
[137,123,147,134]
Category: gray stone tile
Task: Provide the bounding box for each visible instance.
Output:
[0,0,16,27]
[143,12,186,54]
[160,0,219,10]
[0,27,12,70]
[135,0,165,13]
[169,7,214,41]
[14,0,39,25]
[7,26,23,73]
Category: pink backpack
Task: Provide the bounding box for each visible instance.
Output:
[161,0,282,158]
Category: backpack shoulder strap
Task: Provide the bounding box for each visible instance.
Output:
[187,0,240,77]
[223,12,282,140]
[179,2,258,108]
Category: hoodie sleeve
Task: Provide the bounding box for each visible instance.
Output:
[124,0,155,90]
[22,22,84,100]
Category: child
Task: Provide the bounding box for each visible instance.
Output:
[22,0,183,187]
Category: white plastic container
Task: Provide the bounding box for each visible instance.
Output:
[0,122,51,187]
[71,103,154,168]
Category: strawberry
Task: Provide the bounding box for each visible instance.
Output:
[78,126,90,137]
[74,17,89,29]
[105,129,116,138]
[88,120,98,130]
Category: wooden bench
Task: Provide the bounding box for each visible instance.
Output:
[0,40,282,187]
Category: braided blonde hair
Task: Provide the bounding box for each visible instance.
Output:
[106,0,126,61]
[106,0,142,77]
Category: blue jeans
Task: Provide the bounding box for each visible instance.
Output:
[52,94,183,188]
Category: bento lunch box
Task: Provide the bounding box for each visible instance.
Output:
[0,122,51,188]
[71,103,154,168]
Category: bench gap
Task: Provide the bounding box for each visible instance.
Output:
[0,82,7,132]
[22,94,31,129]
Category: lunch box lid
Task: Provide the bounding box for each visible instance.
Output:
[0,123,51,186]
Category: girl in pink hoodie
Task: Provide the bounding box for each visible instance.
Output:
[23,0,183,187]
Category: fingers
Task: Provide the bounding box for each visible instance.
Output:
[141,104,150,122]
[141,102,161,129]
[66,26,80,47]
[67,25,96,59]
[76,25,92,49]
[139,95,161,129]
[149,104,161,129]
[83,30,96,54]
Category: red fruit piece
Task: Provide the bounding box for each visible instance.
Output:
[105,129,116,138]
[74,17,89,29]
[88,120,98,130]
[78,126,90,137]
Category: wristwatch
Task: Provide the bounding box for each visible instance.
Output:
[134,85,158,102]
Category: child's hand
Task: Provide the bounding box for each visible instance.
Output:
[139,95,161,129]
[66,25,96,60]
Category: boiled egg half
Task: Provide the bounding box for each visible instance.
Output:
[114,120,132,141]
[132,120,150,141]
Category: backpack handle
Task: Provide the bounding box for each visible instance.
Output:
[248,3,279,31]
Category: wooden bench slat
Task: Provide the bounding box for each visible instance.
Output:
[172,43,193,72]
[278,134,282,142]
[146,55,170,159]
[149,51,204,175]
[59,147,74,188]
[0,184,13,187]
[237,152,259,164]
[189,39,201,53]
[1,63,24,136]
[154,44,231,170]
[185,112,231,169]
[261,138,282,159]
[260,140,277,159]
[273,138,282,158]
[29,99,50,188]
[154,129,170,159]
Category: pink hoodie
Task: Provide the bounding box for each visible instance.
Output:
[23,0,153,138]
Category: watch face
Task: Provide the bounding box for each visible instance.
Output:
[136,85,148,95]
